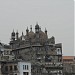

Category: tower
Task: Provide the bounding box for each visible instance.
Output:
[26,27,29,35]
[11,30,15,41]
[35,23,40,33]
[35,23,40,45]
[45,28,47,35]
[30,25,32,32]
[16,30,19,40]
[21,31,25,40]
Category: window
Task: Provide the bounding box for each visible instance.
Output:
[45,55,52,62]
[10,51,12,55]
[23,65,24,70]
[14,65,17,70]
[57,48,61,55]
[58,57,62,62]
[37,58,41,62]
[7,51,9,55]
[4,51,6,55]
[5,66,8,71]
[25,65,26,70]
[23,65,29,70]
[18,51,19,54]
[36,47,40,50]
[9,66,12,71]
[23,72,29,75]
[27,65,28,70]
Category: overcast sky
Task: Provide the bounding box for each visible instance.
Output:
[0,0,74,56]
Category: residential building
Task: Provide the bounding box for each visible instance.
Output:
[1,60,31,75]
[0,42,14,61]
[18,61,31,75]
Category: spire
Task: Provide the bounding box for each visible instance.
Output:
[16,30,18,34]
[12,29,15,36]
[12,29,15,34]
[26,27,29,31]
[26,27,29,35]
[36,22,38,25]
[13,29,14,32]
[35,22,40,33]
[45,28,47,34]
[16,30,19,40]
[11,29,15,41]
[30,25,32,31]
[21,31,25,40]
[22,31,23,36]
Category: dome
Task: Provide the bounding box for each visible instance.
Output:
[12,30,15,36]
[28,31,35,39]
[35,24,39,29]
[39,31,47,38]
[39,31,48,44]
[24,31,35,41]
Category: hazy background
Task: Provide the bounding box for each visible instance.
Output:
[0,0,74,56]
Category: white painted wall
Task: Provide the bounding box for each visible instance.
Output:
[18,62,31,75]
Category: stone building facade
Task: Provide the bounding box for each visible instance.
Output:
[9,24,63,75]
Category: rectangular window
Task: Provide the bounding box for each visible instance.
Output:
[57,48,61,55]
[4,51,6,55]
[27,65,28,70]
[23,65,29,70]
[5,66,8,71]
[25,65,26,70]
[10,66,12,71]
[18,51,19,54]
[14,65,17,70]
[7,51,9,55]
[23,65,24,70]
[23,72,29,75]
[10,51,12,55]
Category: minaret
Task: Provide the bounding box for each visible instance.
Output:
[30,25,32,32]
[21,31,25,40]
[26,27,29,35]
[16,30,19,40]
[35,22,40,33]
[45,28,47,35]
[22,31,23,36]
[11,29,15,41]
[35,23,40,45]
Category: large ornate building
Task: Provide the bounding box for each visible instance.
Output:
[9,23,63,75]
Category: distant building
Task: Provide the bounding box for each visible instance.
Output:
[0,24,75,75]
[0,42,14,61]
[62,56,75,75]
[1,60,31,75]
[62,56,75,63]
[9,24,63,75]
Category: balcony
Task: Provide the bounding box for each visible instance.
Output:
[43,62,63,69]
